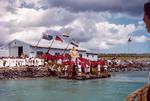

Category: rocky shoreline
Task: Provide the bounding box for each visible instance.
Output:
[0,65,149,80]
[0,67,58,80]
[0,57,149,80]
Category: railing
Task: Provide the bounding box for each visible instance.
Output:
[126,84,150,101]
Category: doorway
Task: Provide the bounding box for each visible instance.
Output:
[18,47,23,57]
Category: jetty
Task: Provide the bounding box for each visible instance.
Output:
[0,57,111,80]
[59,72,111,80]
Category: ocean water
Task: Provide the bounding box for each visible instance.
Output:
[0,71,149,101]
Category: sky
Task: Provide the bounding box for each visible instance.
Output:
[0,0,150,53]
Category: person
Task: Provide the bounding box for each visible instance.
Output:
[144,2,150,100]
[69,47,79,64]
[69,47,79,77]
[144,1,150,33]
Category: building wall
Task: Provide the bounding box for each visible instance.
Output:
[9,47,18,57]
[86,54,98,61]
[30,46,87,58]
[79,51,87,58]
[6,39,98,60]
[0,49,9,57]
[9,40,30,57]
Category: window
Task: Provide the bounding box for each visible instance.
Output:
[55,52,60,55]
[37,51,43,55]
[79,54,82,58]
[87,54,88,57]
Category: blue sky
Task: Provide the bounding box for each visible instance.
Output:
[0,0,150,53]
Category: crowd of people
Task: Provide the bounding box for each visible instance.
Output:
[46,57,150,77]
[40,47,150,78]
[0,48,149,78]
[41,50,107,77]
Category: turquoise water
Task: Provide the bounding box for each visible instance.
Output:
[0,71,149,101]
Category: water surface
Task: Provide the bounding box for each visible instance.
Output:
[0,71,148,101]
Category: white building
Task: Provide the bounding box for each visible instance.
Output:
[0,47,9,57]
[0,39,98,60]
[86,52,99,61]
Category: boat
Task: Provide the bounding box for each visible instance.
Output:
[59,72,111,80]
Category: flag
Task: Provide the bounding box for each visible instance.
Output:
[70,39,79,47]
[55,35,63,42]
[42,33,53,40]
[63,32,69,37]
[128,37,132,42]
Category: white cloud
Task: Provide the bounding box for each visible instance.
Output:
[0,0,147,53]
[69,21,137,51]
[9,27,46,43]
[134,35,147,43]
[11,8,45,27]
